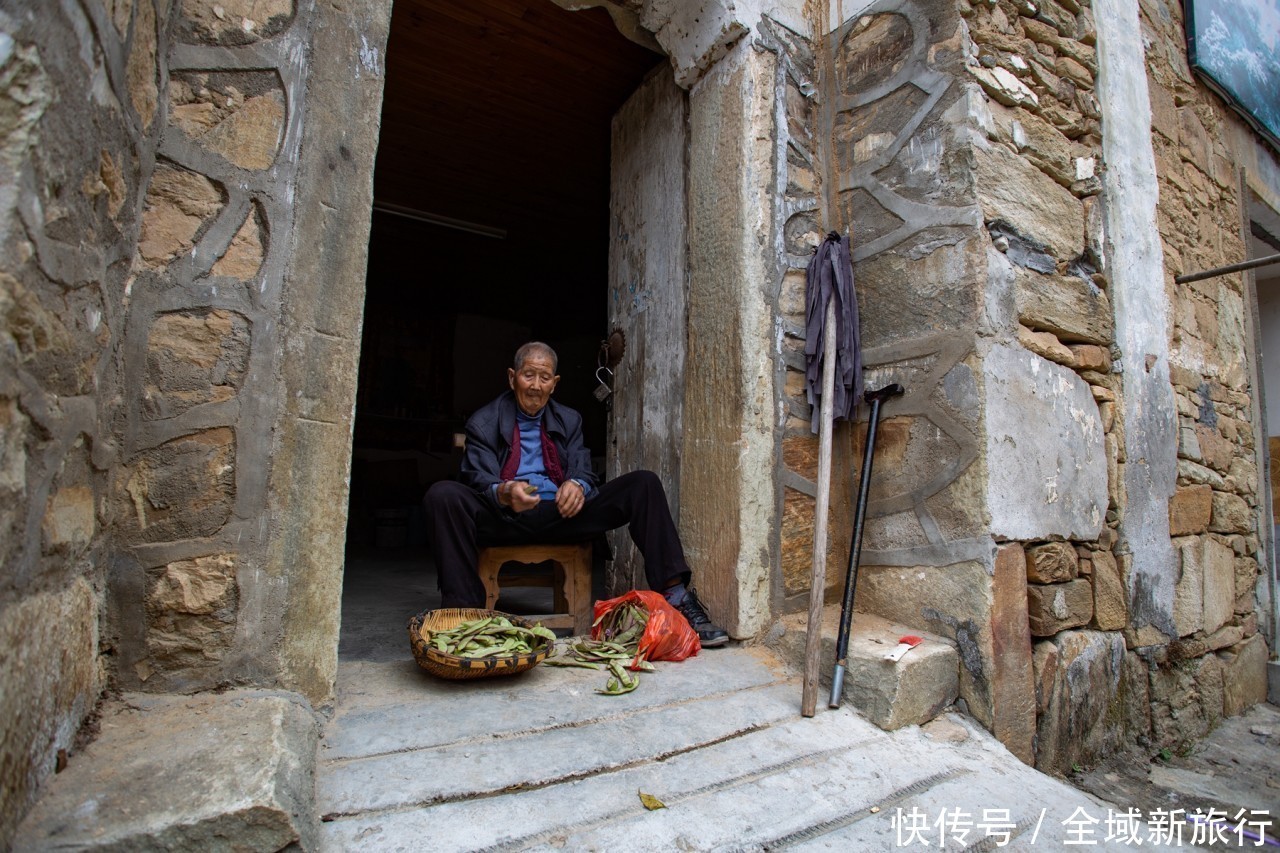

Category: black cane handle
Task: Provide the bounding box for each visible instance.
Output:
[863,383,904,404]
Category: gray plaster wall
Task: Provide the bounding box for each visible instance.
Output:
[1094,0,1179,636]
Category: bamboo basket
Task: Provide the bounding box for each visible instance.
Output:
[408,608,551,680]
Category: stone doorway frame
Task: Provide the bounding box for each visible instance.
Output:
[274,0,785,705]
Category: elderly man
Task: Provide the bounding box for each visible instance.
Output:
[424,341,728,647]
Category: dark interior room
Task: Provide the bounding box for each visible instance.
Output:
[341,0,664,658]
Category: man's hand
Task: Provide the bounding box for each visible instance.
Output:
[555,479,585,518]
[503,480,540,513]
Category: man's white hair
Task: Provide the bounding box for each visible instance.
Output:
[513,341,558,373]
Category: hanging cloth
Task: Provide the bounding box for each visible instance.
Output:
[804,231,862,433]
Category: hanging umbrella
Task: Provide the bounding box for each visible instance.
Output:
[800,230,862,717]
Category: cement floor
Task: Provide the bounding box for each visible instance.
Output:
[324,552,1240,851]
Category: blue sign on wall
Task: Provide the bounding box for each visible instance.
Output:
[1185,0,1280,153]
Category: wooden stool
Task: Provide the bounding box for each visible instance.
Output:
[476,542,593,635]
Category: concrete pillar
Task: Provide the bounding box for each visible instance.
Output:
[1094,0,1180,638]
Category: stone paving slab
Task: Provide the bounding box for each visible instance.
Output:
[320,708,892,850]
[318,680,798,816]
[317,646,1190,852]
[13,690,319,852]
[531,713,1180,852]
[323,649,784,759]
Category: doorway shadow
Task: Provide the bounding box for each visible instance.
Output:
[338,543,608,663]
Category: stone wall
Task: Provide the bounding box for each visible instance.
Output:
[2,0,388,834]
[958,0,1271,770]
[105,0,310,696]
[780,0,1273,773]
[0,0,169,840]
[1131,0,1271,751]
[782,0,1006,743]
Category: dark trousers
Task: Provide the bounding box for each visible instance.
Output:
[423,470,691,608]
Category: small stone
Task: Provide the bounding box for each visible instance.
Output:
[1069,344,1109,371]
[1210,491,1252,535]
[1018,325,1074,366]
[1169,484,1212,536]
[1026,541,1079,583]
[1091,551,1126,631]
[1027,579,1093,636]
[922,716,971,743]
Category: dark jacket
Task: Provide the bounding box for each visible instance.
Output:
[459,391,598,512]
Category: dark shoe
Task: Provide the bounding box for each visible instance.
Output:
[675,589,729,647]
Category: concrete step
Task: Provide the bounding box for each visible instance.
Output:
[318,648,1180,851]
[13,690,320,851]
[316,651,794,816]
[322,646,784,760]
[769,607,959,730]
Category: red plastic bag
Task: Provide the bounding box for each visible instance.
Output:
[591,589,700,662]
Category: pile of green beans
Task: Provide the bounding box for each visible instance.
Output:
[429,615,556,659]
[544,602,654,694]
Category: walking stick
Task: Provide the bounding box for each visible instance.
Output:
[829,383,904,709]
[801,296,838,717]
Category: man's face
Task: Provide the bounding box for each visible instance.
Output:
[508,353,560,416]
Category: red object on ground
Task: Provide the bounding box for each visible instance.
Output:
[592,590,701,663]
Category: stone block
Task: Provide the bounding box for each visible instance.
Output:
[1025,541,1078,583]
[137,164,224,269]
[1202,536,1235,636]
[771,609,958,731]
[13,691,319,851]
[1069,343,1109,371]
[1235,556,1259,614]
[1196,425,1234,473]
[1027,579,1093,636]
[144,309,250,419]
[1173,536,1204,637]
[986,344,1107,541]
[1090,550,1127,630]
[1013,266,1113,345]
[1017,324,1074,365]
[179,0,293,43]
[202,92,285,169]
[975,142,1083,260]
[1034,630,1126,772]
[1219,634,1269,718]
[1150,654,1223,748]
[41,484,95,550]
[1168,484,1212,535]
[121,428,235,543]
[0,580,101,845]
[126,0,158,127]
[1205,624,1244,652]
[1210,491,1252,535]
[1032,640,1058,714]
[855,561,995,729]
[211,205,266,280]
[991,543,1036,764]
[1009,109,1076,187]
[149,554,237,615]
